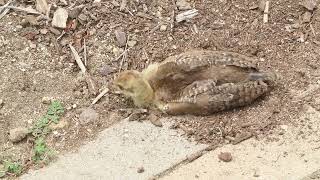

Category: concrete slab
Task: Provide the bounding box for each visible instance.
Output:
[161,106,320,180]
[21,119,207,180]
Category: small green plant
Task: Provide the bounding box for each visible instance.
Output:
[31,100,64,137]
[2,101,64,178]
[31,100,64,164]
[1,160,23,176]
[32,137,55,164]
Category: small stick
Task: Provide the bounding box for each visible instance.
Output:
[119,35,129,73]
[149,22,162,34]
[170,0,177,32]
[56,30,66,41]
[0,0,13,12]
[69,44,86,74]
[125,7,133,16]
[91,88,109,105]
[6,5,42,15]
[113,46,133,62]
[0,0,13,20]
[263,1,270,23]
[83,38,87,66]
[310,24,316,37]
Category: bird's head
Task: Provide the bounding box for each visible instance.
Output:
[113,70,155,107]
[113,70,142,96]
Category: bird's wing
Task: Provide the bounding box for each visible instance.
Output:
[165,80,269,114]
[206,80,269,111]
[160,50,259,73]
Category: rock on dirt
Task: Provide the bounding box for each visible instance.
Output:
[36,0,49,14]
[137,166,145,173]
[258,0,267,12]
[9,127,29,143]
[176,0,192,10]
[49,120,69,130]
[149,114,163,127]
[302,11,312,23]
[114,29,127,47]
[300,0,318,11]
[52,8,68,29]
[218,152,232,162]
[41,97,52,104]
[79,108,99,125]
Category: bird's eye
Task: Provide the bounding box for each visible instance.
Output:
[118,85,124,90]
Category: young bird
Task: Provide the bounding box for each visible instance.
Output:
[113,50,278,115]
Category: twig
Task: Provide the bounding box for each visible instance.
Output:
[119,35,129,73]
[0,0,13,12]
[83,38,87,66]
[6,5,42,15]
[113,46,132,62]
[149,22,162,34]
[56,30,66,41]
[125,7,133,16]
[176,9,199,23]
[310,24,316,37]
[170,0,177,32]
[69,44,86,74]
[263,1,270,23]
[0,0,13,20]
[91,88,109,105]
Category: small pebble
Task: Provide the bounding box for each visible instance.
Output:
[29,43,37,49]
[79,107,99,125]
[40,28,48,34]
[218,152,232,162]
[127,40,137,47]
[9,127,29,143]
[160,25,167,31]
[114,29,127,47]
[137,167,144,173]
[41,97,52,104]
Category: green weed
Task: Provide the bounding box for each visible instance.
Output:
[0,160,23,176]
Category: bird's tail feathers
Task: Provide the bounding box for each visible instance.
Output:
[248,71,281,86]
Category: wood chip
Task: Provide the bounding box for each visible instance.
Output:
[85,74,98,96]
[52,8,68,28]
[263,1,269,23]
[69,44,86,74]
[176,9,198,22]
[36,0,49,14]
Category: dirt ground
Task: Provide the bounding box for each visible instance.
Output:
[1,0,320,177]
